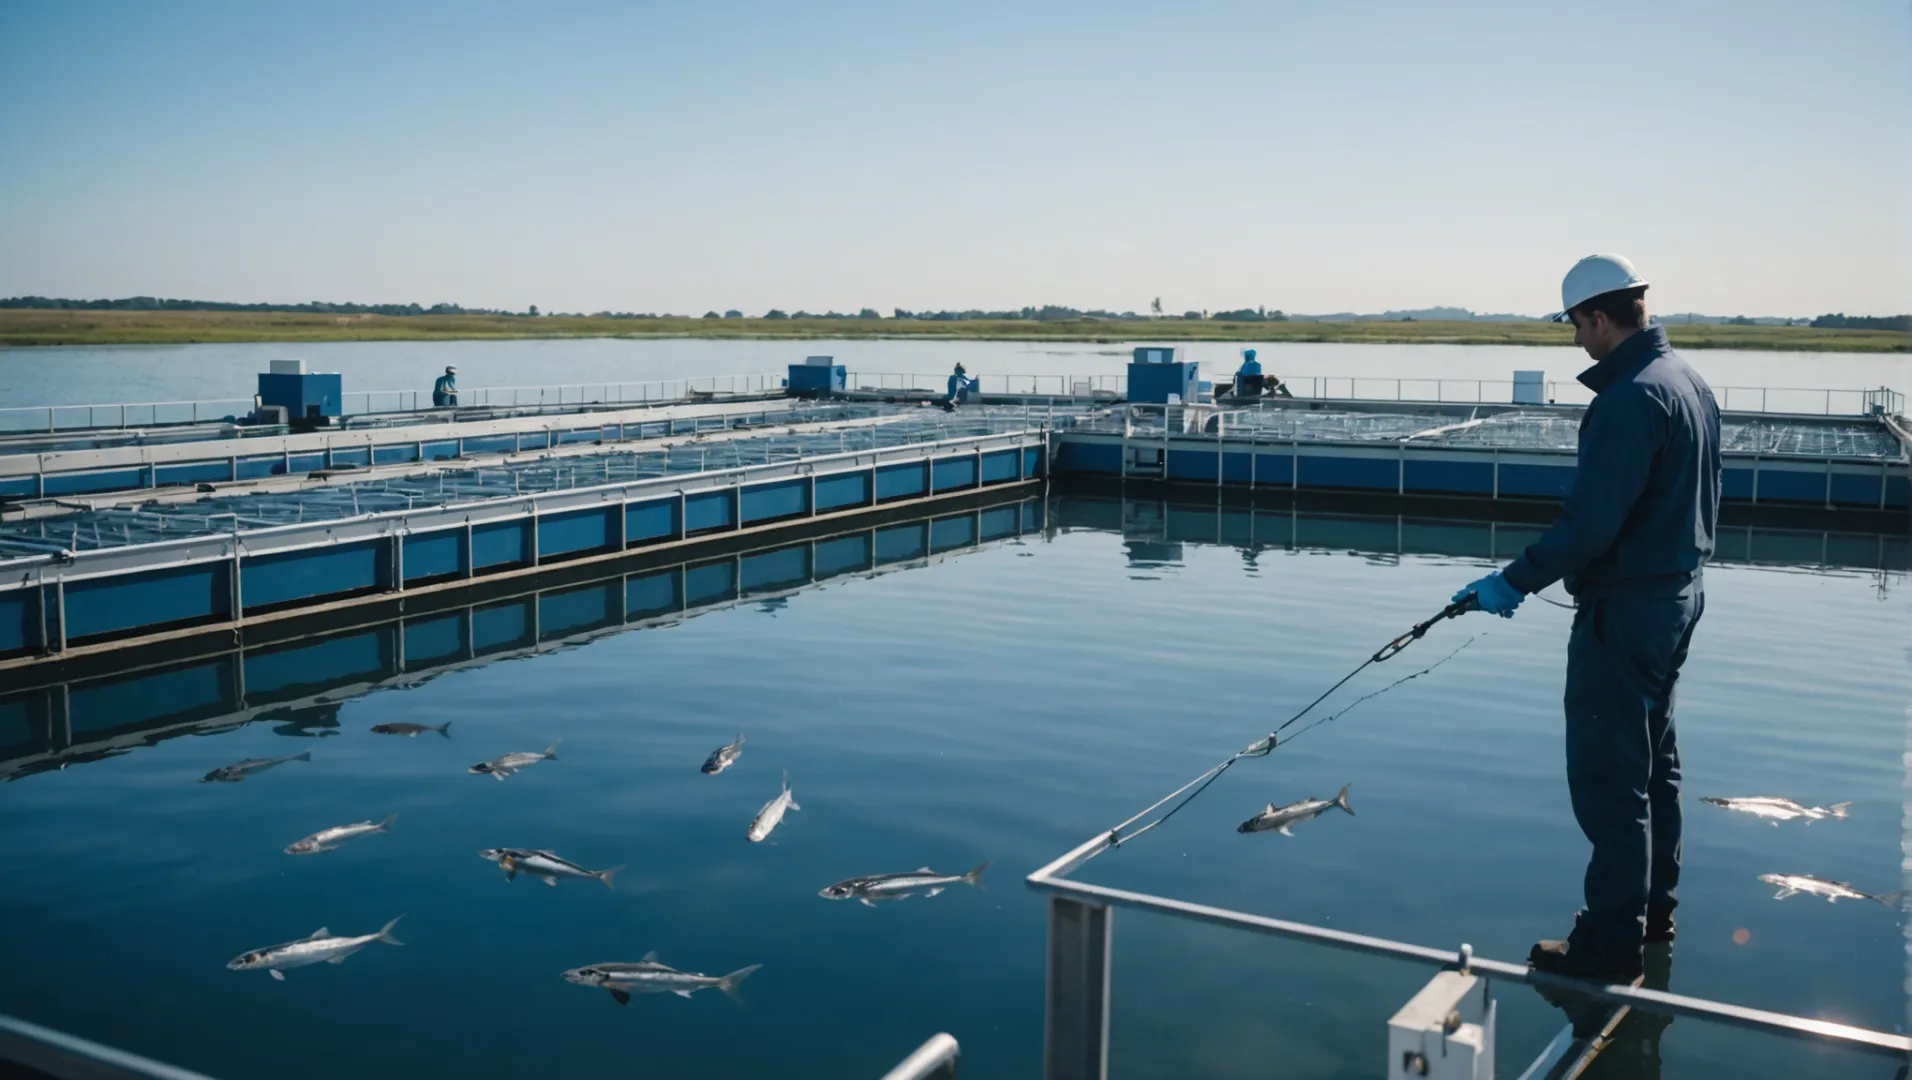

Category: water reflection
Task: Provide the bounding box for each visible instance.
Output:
[3,492,1901,785]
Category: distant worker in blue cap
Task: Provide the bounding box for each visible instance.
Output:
[1223,348,1289,401]
[1453,254,1721,984]
[942,363,977,412]
[432,365,458,408]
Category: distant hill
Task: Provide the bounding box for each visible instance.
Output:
[1290,307,1539,323]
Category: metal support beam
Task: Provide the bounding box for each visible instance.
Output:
[1044,895,1111,1080]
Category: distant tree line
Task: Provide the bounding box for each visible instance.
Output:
[0,295,549,317]
[1810,313,1911,332]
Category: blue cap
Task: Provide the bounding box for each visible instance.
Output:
[1243,349,1256,361]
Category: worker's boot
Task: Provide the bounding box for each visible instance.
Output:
[1529,912,1644,985]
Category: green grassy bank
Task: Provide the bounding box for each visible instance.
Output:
[0,309,1905,352]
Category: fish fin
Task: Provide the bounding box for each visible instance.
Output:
[543,740,561,760]
[541,875,559,887]
[858,897,877,908]
[916,866,934,873]
[924,887,945,898]
[786,793,799,812]
[609,988,630,1006]
[962,861,990,890]
[377,813,399,832]
[1277,825,1294,837]
[1773,888,1797,900]
[598,865,624,890]
[1876,890,1905,909]
[295,750,313,763]
[1825,895,1840,904]
[1335,784,1354,816]
[327,956,347,964]
[438,722,453,740]
[269,969,285,981]
[306,927,331,940]
[1264,802,1275,814]
[378,915,405,946]
[717,964,761,1007]
[736,732,745,746]
[673,990,694,999]
[1828,802,1851,819]
[493,771,507,781]
[504,867,518,882]
[641,950,660,964]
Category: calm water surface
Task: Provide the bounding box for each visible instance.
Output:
[0,497,1905,1079]
[0,338,1906,411]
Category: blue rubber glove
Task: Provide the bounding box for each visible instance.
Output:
[1452,572,1524,618]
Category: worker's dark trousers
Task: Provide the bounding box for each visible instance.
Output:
[1563,582,1704,954]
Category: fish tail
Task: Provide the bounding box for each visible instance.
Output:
[377,915,405,946]
[295,749,313,763]
[377,812,400,832]
[736,732,745,746]
[962,861,991,890]
[1828,801,1851,819]
[543,740,561,760]
[1334,784,1354,816]
[717,964,762,1006]
[598,865,625,891]
[1876,890,1905,909]
[437,722,453,740]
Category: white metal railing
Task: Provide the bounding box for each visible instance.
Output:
[846,372,1127,398]
[0,399,255,434]
[879,1034,960,1080]
[1028,802,1911,1080]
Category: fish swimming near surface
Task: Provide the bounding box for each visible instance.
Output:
[562,951,761,1006]
[200,750,313,783]
[469,741,560,780]
[371,722,453,739]
[478,848,622,889]
[1759,873,1902,907]
[1701,796,1849,825]
[701,733,745,775]
[227,916,405,981]
[1238,784,1355,836]
[819,862,990,906]
[747,772,799,843]
[286,813,398,855]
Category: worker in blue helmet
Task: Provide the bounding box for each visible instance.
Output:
[1234,349,1264,398]
[432,365,458,408]
[1451,254,1721,986]
[942,363,977,411]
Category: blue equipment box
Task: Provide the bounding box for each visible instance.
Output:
[1127,346,1199,405]
[257,372,343,419]
[787,361,846,397]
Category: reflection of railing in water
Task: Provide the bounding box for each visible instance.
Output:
[1066,495,1911,576]
[0,498,1044,782]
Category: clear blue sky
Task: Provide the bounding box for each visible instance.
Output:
[2,0,1907,317]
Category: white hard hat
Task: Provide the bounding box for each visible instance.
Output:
[1550,254,1648,322]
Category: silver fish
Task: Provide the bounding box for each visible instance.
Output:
[371,722,452,739]
[1759,873,1902,907]
[1238,784,1354,836]
[479,848,622,889]
[286,813,398,855]
[747,772,799,843]
[702,733,745,775]
[226,916,404,981]
[201,749,312,783]
[819,862,989,906]
[1702,796,1850,825]
[562,950,761,1006]
[469,740,560,780]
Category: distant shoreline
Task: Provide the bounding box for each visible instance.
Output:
[0,310,1905,353]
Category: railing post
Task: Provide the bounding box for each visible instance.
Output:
[1044,895,1111,1080]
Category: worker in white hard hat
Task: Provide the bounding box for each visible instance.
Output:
[432,365,458,408]
[1451,254,1722,985]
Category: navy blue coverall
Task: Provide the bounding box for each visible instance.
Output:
[432,373,457,407]
[1500,323,1721,955]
